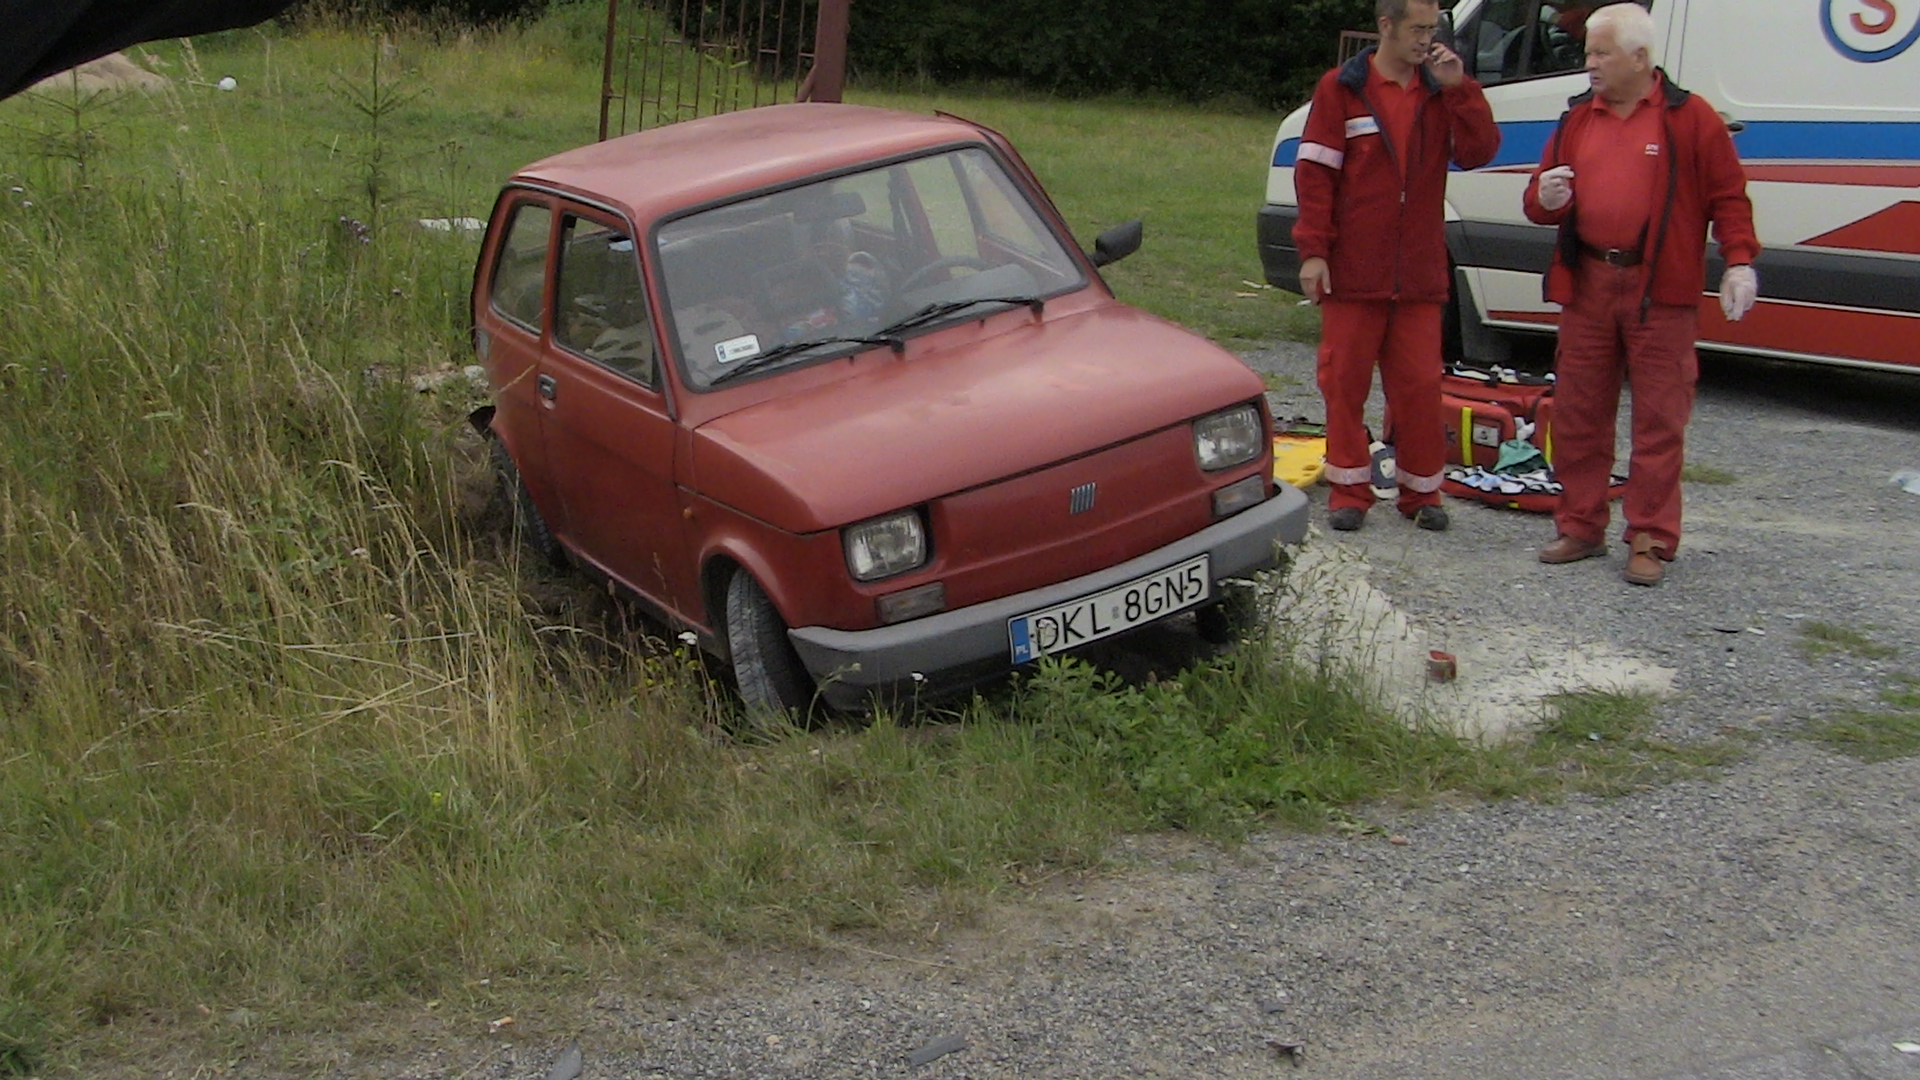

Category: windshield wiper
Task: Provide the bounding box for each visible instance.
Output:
[708,333,903,387]
[875,295,1046,339]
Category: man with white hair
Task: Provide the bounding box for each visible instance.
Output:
[1523,0,1757,587]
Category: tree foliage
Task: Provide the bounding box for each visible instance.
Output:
[304,0,1379,106]
[847,0,1376,107]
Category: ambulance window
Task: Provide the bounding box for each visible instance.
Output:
[1531,2,1593,75]
[1460,0,1532,83]
[1458,0,1654,84]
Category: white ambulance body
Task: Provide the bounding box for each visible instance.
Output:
[1256,0,1920,374]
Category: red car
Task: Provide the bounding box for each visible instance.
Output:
[470,102,1307,714]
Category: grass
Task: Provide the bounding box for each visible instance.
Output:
[0,10,1716,1073]
[1803,676,1920,762]
[1797,621,1898,660]
[1681,463,1737,485]
[1519,689,1744,796]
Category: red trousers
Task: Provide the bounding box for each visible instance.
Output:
[1552,261,1699,556]
[1316,299,1446,514]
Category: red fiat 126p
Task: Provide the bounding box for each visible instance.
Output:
[471,102,1308,715]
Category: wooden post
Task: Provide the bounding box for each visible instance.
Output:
[806,0,850,102]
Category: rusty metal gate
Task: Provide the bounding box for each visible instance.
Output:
[598,0,850,140]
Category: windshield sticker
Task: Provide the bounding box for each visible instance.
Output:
[715,335,761,365]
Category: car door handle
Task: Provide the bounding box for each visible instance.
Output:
[1719,111,1745,134]
[537,374,557,402]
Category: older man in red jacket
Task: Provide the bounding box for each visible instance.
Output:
[1523,1,1758,586]
[1294,0,1500,533]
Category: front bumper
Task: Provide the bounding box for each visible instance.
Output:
[787,484,1309,710]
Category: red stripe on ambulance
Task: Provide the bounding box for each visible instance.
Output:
[1490,303,1920,370]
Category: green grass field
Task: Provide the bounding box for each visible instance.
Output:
[0,9,1705,1073]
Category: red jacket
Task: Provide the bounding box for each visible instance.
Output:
[1523,71,1759,310]
[1292,50,1500,304]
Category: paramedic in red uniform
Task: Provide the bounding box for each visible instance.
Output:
[1523,1,1758,586]
[1294,0,1500,533]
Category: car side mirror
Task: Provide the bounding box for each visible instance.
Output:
[1090,220,1143,268]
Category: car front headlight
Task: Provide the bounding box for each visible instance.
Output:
[844,510,927,582]
[1193,404,1263,471]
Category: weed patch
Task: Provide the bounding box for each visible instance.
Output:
[1511,689,1742,797]
[1798,621,1897,660]
[1681,463,1737,485]
[1803,677,1920,762]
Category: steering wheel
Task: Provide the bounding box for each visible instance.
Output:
[898,255,992,295]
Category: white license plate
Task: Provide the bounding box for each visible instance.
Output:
[1009,554,1211,663]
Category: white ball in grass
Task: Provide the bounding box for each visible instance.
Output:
[216,76,237,91]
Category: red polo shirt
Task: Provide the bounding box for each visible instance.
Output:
[1571,73,1667,252]
[1368,58,1423,181]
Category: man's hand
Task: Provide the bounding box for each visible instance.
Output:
[1426,42,1465,88]
[1536,165,1575,212]
[1720,264,1758,321]
[1299,257,1331,304]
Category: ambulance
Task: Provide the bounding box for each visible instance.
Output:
[1256,0,1920,374]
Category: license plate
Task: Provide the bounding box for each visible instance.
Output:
[1008,554,1210,663]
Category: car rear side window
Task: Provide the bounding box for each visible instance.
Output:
[555,214,658,387]
[490,201,551,332]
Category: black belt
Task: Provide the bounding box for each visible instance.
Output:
[1579,242,1644,267]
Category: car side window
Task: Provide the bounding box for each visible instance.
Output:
[554,214,658,387]
[490,200,551,332]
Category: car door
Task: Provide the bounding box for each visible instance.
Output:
[537,207,697,616]
[479,195,569,533]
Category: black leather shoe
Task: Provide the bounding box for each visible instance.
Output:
[1411,505,1449,532]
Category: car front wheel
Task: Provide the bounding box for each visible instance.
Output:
[724,569,816,722]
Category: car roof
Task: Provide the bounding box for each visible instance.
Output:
[509,103,988,222]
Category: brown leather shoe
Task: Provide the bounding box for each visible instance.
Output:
[1538,534,1606,564]
[1624,533,1666,586]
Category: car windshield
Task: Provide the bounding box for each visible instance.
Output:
[656,145,1086,390]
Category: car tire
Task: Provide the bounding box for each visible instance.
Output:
[725,569,816,721]
[490,437,566,567]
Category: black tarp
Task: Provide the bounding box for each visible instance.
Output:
[3,0,300,100]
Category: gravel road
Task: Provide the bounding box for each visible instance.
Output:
[357,347,1920,1080]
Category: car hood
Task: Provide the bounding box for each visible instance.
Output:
[689,305,1266,533]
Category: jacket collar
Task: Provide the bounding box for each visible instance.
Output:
[1339,46,1441,95]
[1565,67,1692,111]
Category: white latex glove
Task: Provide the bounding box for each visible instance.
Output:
[1720,264,1758,321]
[1536,165,1575,212]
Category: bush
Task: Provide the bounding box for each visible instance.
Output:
[848,0,1374,107]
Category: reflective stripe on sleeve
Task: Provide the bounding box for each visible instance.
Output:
[1297,142,1346,170]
